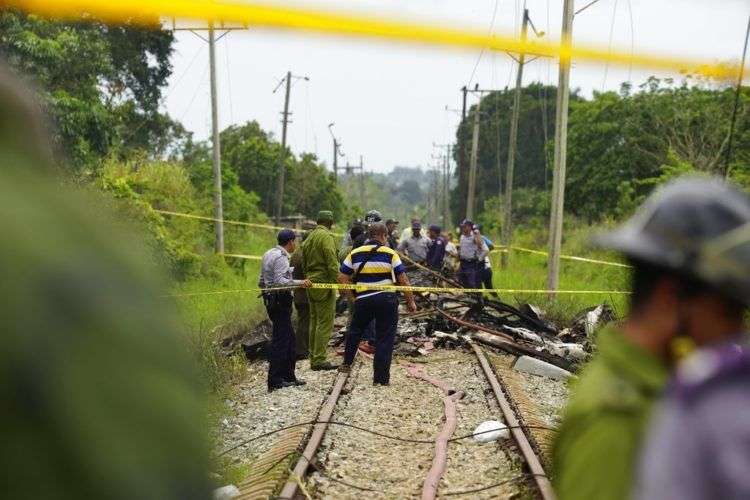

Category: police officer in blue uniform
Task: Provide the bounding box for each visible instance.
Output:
[259,229,312,392]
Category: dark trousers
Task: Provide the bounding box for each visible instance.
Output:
[347,296,375,344]
[459,260,482,288]
[481,265,497,297]
[264,293,296,388]
[294,301,309,358]
[344,293,399,384]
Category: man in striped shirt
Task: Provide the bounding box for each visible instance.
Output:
[338,223,417,385]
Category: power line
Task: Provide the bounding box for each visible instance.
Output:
[623,0,635,82]
[223,34,234,125]
[467,0,501,88]
[724,14,750,177]
[602,0,620,91]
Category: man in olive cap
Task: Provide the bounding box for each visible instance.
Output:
[301,210,340,370]
[554,177,750,500]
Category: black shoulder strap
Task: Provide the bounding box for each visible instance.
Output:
[352,244,381,284]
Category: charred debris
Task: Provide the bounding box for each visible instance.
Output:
[222,269,616,373]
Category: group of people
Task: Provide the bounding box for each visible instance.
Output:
[259,179,750,499]
[259,208,501,390]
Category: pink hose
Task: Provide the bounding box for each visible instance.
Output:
[405,363,465,500]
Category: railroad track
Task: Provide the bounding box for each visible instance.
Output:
[265,347,555,500]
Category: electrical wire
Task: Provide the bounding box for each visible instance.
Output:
[179,58,210,123]
[217,419,555,457]
[625,0,635,82]
[442,473,548,496]
[602,0,619,91]
[223,34,235,125]
[467,0,501,88]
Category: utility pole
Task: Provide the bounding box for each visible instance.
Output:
[273,71,310,225]
[208,24,224,254]
[359,155,366,208]
[546,0,575,292]
[457,86,469,222]
[501,8,530,269]
[328,123,342,183]
[168,21,249,253]
[433,142,453,229]
[466,97,481,220]
[274,71,292,225]
[342,156,366,207]
[443,148,451,228]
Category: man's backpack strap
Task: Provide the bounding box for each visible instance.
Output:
[351,244,381,285]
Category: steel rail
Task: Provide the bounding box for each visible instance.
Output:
[277,369,351,499]
[471,342,556,500]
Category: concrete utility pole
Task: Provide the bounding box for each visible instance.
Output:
[274,71,292,225]
[359,155,366,207]
[208,24,224,254]
[273,71,310,225]
[457,86,469,221]
[343,156,366,207]
[501,8,530,269]
[443,149,451,229]
[546,0,575,292]
[433,142,453,229]
[327,123,342,183]
[466,98,481,220]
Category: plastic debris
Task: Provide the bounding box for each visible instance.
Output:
[472,420,510,443]
[213,484,240,500]
[513,355,574,381]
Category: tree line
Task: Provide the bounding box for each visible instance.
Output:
[452,78,750,231]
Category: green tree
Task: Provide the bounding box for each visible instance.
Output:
[0,11,183,168]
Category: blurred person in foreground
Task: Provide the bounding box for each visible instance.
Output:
[338,222,417,385]
[259,229,312,392]
[553,177,750,500]
[0,65,212,498]
[301,210,340,371]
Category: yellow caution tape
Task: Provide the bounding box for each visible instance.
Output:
[492,245,631,269]
[221,253,262,260]
[166,281,630,298]
[9,0,746,81]
[154,209,344,236]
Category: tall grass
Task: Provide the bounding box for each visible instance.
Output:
[489,222,630,326]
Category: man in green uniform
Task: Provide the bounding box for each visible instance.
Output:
[301,210,339,370]
[553,177,750,500]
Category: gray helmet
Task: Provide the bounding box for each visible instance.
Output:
[364,210,382,224]
[595,177,750,305]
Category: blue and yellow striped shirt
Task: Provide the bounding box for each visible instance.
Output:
[340,241,406,300]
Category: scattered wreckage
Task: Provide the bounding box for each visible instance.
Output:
[220,268,616,376]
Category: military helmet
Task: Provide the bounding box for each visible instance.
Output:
[595,177,750,305]
[365,210,382,223]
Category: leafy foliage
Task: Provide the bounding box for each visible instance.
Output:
[459,78,750,227]
[0,11,186,169]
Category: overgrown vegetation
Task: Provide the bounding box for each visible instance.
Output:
[5,11,748,399]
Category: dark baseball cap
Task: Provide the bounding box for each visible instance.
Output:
[277,228,297,245]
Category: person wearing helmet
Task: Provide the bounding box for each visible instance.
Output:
[553,177,750,500]
[364,209,382,225]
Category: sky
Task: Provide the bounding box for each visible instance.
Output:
[162,0,749,174]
